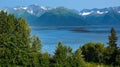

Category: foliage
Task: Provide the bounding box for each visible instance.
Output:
[108,27,118,48]
[53,42,73,67]
[81,28,120,66]
[0,11,31,66]
[115,48,120,65]
[72,48,86,67]
[31,35,42,52]
[81,42,105,63]
[104,28,119,65]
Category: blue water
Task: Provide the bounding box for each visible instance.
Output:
[31,26,120,54]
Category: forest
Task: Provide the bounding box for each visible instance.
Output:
[0,11,120,67]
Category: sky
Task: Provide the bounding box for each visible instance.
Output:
[0,0,120,10]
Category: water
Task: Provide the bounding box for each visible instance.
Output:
[31,26,120,54]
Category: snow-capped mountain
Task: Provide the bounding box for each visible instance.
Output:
[7,4,51,16]
[79,7,120,25]
[79,7,120,16]
[1,5,120,26]
[2,4,120,17]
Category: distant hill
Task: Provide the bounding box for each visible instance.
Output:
[36,7,86,26]
[1,5,120,26]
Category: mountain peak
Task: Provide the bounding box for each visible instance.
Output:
[11,5,51,16]
[79,6,120,16]
[1,5,120,26]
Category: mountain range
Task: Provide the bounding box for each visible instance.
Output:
[1,4,120,26]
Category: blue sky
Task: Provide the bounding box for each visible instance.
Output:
[0,0,120,10]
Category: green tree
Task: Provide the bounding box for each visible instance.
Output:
[53,42,72,67]
[81,42,105,63]
[108,27,117,48]
[72,48,86,67]
[31,35,42,52]
[104,28,118,65]
[115,48,120,65]
[0,11,31,66]
[28,52,50,67]
[40,52,50,67]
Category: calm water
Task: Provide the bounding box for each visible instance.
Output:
[31,26,120,54]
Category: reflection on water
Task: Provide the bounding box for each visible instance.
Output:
[31,26,120,54]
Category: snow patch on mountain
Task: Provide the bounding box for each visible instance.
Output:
[21,7,28,10]
[96,11,104,14]
[80,12,92,15]
[27,10,33,14]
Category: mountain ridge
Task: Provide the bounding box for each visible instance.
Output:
[1,5,120,26]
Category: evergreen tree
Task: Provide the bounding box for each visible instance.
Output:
[104,28,118,65]
[0,11,31,66]
[53,42,72,67]
[40,52,50,67]
[72,48,86,67]
[108,28,118,65]
[31,35,42,52]
[16,17,31,50]
[115,48,120,65]
[108,27,117,48]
